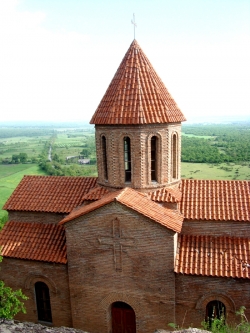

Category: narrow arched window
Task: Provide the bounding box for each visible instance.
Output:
[206,300,226,326]
[124,137,131,182]
[35,282,52,323]
[172,133,178,179]
[102,136,108,180]
[151,136,157,182]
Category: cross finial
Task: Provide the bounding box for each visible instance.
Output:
[131,13,137,40]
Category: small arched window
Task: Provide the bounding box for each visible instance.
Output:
[102,136,108,180]
[35,282,52,323]
[206,300,226,326]
[172,133,178,179]
[124,137,131,182]
[151,136,158,182]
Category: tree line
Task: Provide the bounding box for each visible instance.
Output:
[181,123,250,163]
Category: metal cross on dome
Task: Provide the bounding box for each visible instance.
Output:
[131,13,137,40]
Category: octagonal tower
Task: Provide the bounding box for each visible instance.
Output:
[90,40,186,192]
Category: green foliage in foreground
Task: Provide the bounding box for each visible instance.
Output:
[201,306,250,333]
[169,306,250,333]
[0,257,28,320]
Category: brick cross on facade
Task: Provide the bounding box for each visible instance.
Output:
[98,218,135,271]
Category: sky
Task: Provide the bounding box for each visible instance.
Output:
[0,0,250,123]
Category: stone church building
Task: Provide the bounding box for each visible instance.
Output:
[0,40,250,333]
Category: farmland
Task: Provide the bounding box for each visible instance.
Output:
[0,122,249,226]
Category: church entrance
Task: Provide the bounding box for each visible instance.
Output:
[111,301,136,333]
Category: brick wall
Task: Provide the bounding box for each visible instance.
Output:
[0,258,72,327]
[181,220,250,237]
[175,274,250,328]
[8,211,66,224]
[64,201,177,333]
[95,123,182,191]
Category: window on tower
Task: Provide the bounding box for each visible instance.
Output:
[151,136,157,182]
[172,133,178,179]
[102,136,108,180]
[124,137,131,182]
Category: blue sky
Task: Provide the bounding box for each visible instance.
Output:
[0,0,249,122]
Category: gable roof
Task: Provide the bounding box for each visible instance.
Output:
[60,187,183,233]
[3,175,97,213]
[90,40,186,125]
[181,179,250,222]
[175,234,250,279]
[0,221,67,264]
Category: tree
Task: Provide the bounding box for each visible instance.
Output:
[11,154,19,164]
[0,256,28,320]
[19,153,28,163]
[80,148,91,158]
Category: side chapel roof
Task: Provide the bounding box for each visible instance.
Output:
[4,176,250,223]
[90,40,186,125]
[175,234,250,279]
[181,179,250,222]
[3,175,97,213]
[0,221,67,264]
[60,187,183,233]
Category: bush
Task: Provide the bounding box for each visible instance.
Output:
[202,306,250,333]
[0,257,28,320]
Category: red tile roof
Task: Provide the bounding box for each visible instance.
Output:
[90,40,186,125]
[0,221,67,264]
[175,234,250,279]
[181,179,250,222]
[82,186,110,201]
[3,176,97,213]
[148,186,182,203]
[60,187,183,233]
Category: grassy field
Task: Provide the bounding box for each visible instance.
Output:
[54,131,95,161]
[181,162,250,180]
[0,135,51,160]
[0,164,46,220]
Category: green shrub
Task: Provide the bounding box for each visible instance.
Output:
[0,256,28,320]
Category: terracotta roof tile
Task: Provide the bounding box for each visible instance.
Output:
[0,221,67,264]
[82,186,110,201]
[181,179,250,221]
[148,186,182,203]
[175,234,250,279]
[60,187,183,233]
[90,40,186,125]
[3,176,97,213]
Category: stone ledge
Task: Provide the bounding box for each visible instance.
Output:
[0,320,88,333]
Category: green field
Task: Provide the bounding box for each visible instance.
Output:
[181,162,250,180]
[0,135,51,161]
[0,164,46,221]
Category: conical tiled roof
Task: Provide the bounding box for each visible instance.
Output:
[90,40,186,125]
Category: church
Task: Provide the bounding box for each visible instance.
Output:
[0,40,250,333]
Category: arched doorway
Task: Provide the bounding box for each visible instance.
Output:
[112,301,136,333]
[206,300,226,325]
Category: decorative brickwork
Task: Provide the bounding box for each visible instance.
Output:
[95,123,182,191]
